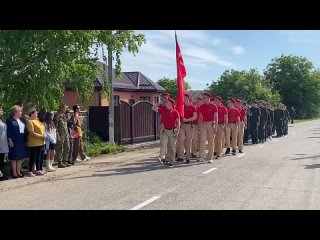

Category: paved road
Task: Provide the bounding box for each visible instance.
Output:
[1,120,320,210]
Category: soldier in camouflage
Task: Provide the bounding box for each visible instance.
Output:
[54,104,71,168]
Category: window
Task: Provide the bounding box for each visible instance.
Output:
[129,99,135,105]
[140,96,150,102]
[113,95,120,106]
[154,97,160,104]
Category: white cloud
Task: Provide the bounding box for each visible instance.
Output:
[231,46,245,55]
[281,30,320,44]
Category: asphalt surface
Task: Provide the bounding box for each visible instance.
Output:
[1,120,320,210]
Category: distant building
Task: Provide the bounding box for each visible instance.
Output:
[63,62,165,109]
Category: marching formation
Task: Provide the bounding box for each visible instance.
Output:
[152,92,293,168]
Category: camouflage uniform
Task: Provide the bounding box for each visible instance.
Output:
[54,113,70,167]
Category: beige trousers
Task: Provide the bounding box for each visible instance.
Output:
[160,129,177,163]
[191,124,200,156]
[177,123,193,160]
[226,123,238,151]
[199,122,215,160]
[214,124,225,157]
[237,122,245,151]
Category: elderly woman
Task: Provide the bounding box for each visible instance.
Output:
[26,106,46,177]
[6,105,27,178]
[0,107,9,181]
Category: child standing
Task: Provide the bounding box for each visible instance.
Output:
[44,112,57,172]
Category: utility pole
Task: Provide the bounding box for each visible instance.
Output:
[108,45,114,143]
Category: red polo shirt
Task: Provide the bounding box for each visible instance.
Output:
[238,107,246,122]
[193,107,201,124]
[217,105,228,123]
[184,104,197,120]
[228,107,240,123]
[199,103,217,122]
[158,104,166,124]
[158,107,180,129]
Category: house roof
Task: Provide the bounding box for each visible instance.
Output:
[189,90,204,101]
[94,61,165,93]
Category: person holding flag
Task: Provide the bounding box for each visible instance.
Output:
[176,93,197,164]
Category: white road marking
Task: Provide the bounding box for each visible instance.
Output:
[202,167,217,175]
[258,145,264,148]
[130,196,161,210]
[237,153,246,158]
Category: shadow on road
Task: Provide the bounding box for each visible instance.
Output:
[305,164,320,169]
[290,154,320,160]
[58,158,207,181]
[307,137,320,139]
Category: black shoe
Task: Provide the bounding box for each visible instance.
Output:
[67,161,74,165]
[0,176,8,181]
[225,148,230,154]
[191,154,197,158]
[186,159,190,164]
[239,150,243,153]
[215,156,221,160]
[176,158,184,162]
[214,152,217,156]
[232,150,236,155]
[11,175,19,179]
[167,163,174,168]
[18,174,24,178]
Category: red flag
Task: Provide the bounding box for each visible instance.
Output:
[175,31,187,119]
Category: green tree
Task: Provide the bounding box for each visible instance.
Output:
[207,69,281,107]
[264,55,320,118]
[157,77,191,99]
[0,30,145,110]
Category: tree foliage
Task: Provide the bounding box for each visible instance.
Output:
[0,30,145,110]
[207,69,281,107]
[264,55,320,118]
[157,77,191,99]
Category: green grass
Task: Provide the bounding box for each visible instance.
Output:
[84,142,127,157]
[295,117,320,123]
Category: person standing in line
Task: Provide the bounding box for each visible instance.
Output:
[26,106,46,176]
[191,97,203,158]
[235,99,247,153]
[249,101,261,144]
[0,107,9,181]
[258,101,268,143]
[198,92,218,163]
[176,93,197,164]
[54,104,71,168]
[283,105,290,135]
[289,107,297,124]
[274,103,284,137]
[213,96,228,159]
[6,105,27,178]
[152,98,180,168]
[243,101,250,144]
[65,109,76,165]
[225,98,240,155]
[157,93,170,162]
[43,112,57,172]
[71,105,91,163]
[266,103,274,140]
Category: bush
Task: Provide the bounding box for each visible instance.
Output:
[84,131,102,145]
[84,142,127,157]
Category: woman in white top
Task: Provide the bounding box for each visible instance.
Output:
[44,112,57,172]
[0,107,9,181]
[6,105,27,178]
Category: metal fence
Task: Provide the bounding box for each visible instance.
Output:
[89,100,161,145]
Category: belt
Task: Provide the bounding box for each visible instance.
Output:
[183,122,192,124]
[165,128,174,130]
[229,122,237,124]
[218,122,225,124]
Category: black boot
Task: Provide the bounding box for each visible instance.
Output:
[232,150,236,155]
[225,148,230,154]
